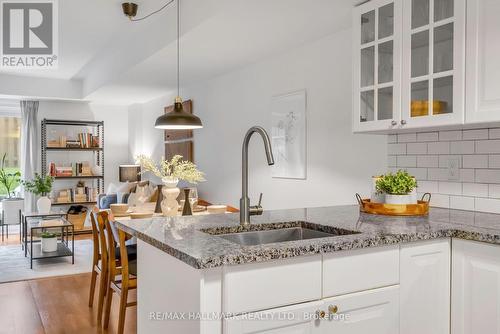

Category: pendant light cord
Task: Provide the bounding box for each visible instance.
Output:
[130,0,174,21]
[177,0,180,97]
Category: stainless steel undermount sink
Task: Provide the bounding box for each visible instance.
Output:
[203,223,359,246]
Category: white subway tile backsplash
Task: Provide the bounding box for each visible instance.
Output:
[463,183,488,197]
[439,130,462,141]
[417,132,439,142]
[417,180,439,193]
[460,169,475,183]
[388,143,406,155]
[450,141,475,154]
[476,169,500,184]
[428,142,450,154]
[463,129,489,140]
[489,184,500,199]
[417,155,439,168]
[387,128,500,213]
[463,155,489,169]
[404,168,428,180]
[397,156,417,167]
[438,182,462,195]
[439,155,462,168]
[476,140,500,154]
[475,198,500,214]
[398,133,417,143]
[489,155,500,168]
[430,194,450,208]
[387,156,397,167]
[450,196,475,211]
[407,143,427,155]
[489,128,500,139]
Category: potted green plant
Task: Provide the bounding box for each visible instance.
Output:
[0,153,23,224]
[136,154,205,216]
[376,170,418,205]
[40,231,57,252]
[22,173,54,214]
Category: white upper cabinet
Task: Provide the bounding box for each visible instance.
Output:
[401,0,466,128]
[353,0,402,132]
[352,0,466,132]
[465,0,500,123]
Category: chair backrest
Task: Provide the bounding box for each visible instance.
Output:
[95,211,112,277]
[89,207,101,266]
[97,210,121,281]
[2,199,23,225]
[118,229,131,285]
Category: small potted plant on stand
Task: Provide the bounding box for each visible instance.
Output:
[376,170,418,205]
[22,173,54,214]
[0,153,23,224]
[136,155,205,216]
[40,231,58,252]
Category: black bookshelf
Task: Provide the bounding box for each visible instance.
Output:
[41,118,105,204]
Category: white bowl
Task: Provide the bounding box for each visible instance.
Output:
[110,203,129,215]
[207,205,227,214]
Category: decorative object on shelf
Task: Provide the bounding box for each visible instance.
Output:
[375,170,418,205]
[22,173,54,214]
[40,231,58,253]
[67,205,88,231]
[153,0,203,130]
[181,188,192,216]
[91,165,102,176]
[136,154,205,216]
[119,165,141,182]
[356,193,431,216]
[270,90,307,179]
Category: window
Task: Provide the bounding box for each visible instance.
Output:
[0,104,21,196]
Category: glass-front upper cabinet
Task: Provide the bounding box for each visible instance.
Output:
[353,0,402,132]
[401,0,465,128]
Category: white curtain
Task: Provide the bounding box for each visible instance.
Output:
[20,101,39,212]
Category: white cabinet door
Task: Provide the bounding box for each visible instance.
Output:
[320,285,399,334]
[224,301,322,334]
[401,0,465,129]
[452,239,500,334]
[465,0,500,123]
[400,239,450,334]
[352,0,402,132]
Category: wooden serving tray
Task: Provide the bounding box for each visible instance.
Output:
[356,193,431,216]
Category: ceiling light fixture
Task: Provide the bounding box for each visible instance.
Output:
[123,0,203,130]
[153,0,203,130]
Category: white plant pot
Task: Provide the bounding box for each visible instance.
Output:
[385,193,417,205]
[37,196,51,214]
[41,237,57,252]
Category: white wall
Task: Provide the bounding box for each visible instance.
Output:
[37,100,130,189]
[182,28,387,209]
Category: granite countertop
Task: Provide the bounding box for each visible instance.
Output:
[115,205,500,269]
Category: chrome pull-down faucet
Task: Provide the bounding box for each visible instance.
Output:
[240,126,275,226]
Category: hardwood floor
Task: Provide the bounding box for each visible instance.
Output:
[0,233,137,334]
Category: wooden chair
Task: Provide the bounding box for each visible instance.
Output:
[88,208,109,326]
[102,212,137,334]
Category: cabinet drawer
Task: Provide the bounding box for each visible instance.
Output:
[322,245,399,297]
[223,254,322,314]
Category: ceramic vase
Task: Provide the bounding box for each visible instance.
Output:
[37,196,51,214]
[161,177,180,216]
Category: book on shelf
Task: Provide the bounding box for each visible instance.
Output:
[78,133,100,149]
[52,186,98,204]
[50,161,93,177]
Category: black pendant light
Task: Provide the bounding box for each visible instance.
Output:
[154,0,203,130]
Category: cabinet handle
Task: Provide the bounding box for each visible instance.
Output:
[391,120,397,126]
[328,305,339,314]
[316,310,326,319]
[401,120,407,125]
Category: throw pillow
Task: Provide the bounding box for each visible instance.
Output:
[106,183,118,195]
[135,183,153,203]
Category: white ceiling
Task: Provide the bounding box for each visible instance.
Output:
[0,0,355,105]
